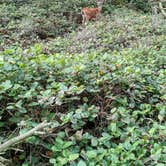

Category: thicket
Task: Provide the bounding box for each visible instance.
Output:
[0,0,154,49]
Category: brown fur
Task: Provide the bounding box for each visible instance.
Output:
[81,7,101,24]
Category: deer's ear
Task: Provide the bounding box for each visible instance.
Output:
[96,0,104,6]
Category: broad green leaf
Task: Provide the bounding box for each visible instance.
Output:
[68,153,79,161]
[1,80,12,90]
[86,150,97,159]
[91,138,98,147]
[63,141,73,149]
[49,158,56,164]
[77,160,87,166]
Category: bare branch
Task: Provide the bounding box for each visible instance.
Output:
[0,156,11,166]
[159,2,166,17]
[0,121,52,152]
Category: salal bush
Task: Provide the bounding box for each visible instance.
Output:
[0,43,165,165]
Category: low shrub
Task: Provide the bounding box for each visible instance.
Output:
[0,41,165,165]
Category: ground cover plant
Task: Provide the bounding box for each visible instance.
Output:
[0,0,166,166]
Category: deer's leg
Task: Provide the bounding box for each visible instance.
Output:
[82,15,86,24]
[85,16,90,25]
[83,15,89,25]
[96,12,101,21]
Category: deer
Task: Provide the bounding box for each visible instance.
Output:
[81,0,104,25]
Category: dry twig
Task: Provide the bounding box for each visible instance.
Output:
[0,121,52,153]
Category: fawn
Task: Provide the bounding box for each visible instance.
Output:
[81,0,104,25]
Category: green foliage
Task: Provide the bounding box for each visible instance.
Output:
[111,0,151,12]
[0,36,165,165]
[0,0,99,47]
[41,8,165,55]
[130,0,151,13]
[0,0,153,49]
[111,0,127,6]
[0,2,165,166]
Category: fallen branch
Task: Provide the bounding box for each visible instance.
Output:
[0,121,52,152]
[159,2,166,17]
[0,156,11,166]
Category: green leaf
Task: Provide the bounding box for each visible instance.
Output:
[49,158,56,164]
[22,163,29,166]
[86,150,97,159]
[57,156,68,165]
[63,141,73,149]
[0,122,5,127]
[77,160,87,166]
[1,80,12,90]
[68,153,79,161]
[24,90,32,98]
[156,164,165,166]
[109,123,117,132]
[15,100,23,109]
[91,138,98,147]
[6,105,15,110]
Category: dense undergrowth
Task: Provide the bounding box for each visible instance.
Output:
[0,1,166,166]
[0,0,152,49]
[41,8,165,55]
